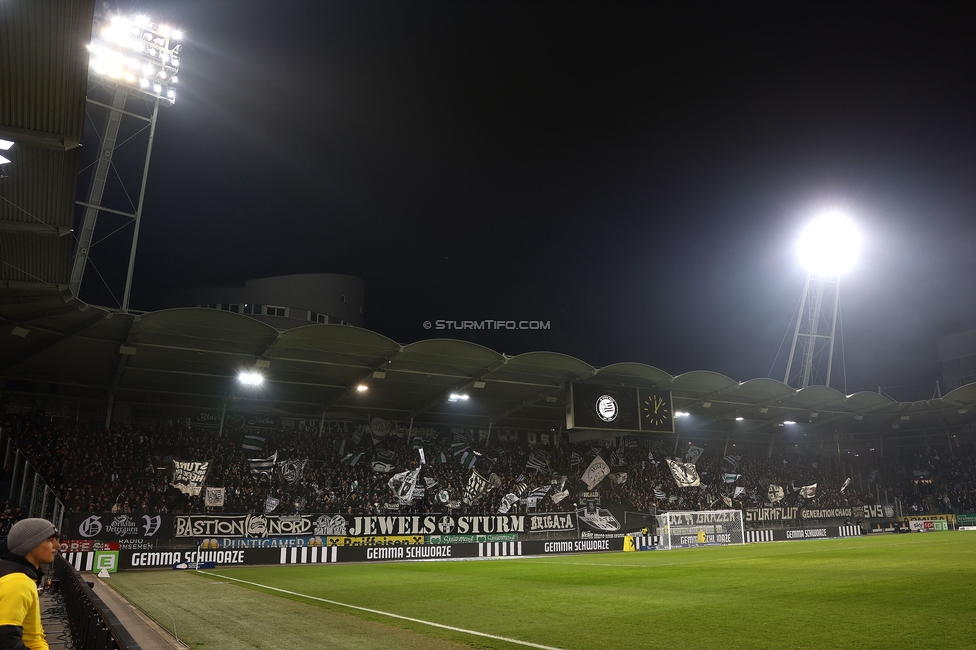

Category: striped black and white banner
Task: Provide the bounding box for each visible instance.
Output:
[63,552,96,571]
[478,542,522,557]
[838,525,862,537]
[631,535,660,547]
[746,530,775,543]
[278,546,338,564]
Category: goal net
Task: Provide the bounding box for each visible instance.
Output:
[654,510,745,550]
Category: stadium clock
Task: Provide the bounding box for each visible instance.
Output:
[640,391,674,432]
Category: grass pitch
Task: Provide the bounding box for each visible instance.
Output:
[107,533,975,649]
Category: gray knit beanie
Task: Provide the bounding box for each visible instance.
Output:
[7,518,58,557]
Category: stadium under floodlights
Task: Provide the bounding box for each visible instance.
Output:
[797,212,860,276]
[88,14,183,105]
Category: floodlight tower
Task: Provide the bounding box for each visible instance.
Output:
[783,213,860,389]
[69,13,183,311]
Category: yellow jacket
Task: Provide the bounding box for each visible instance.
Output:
[0,557,48,650]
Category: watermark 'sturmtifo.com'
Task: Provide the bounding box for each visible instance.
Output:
[423,320,551,331]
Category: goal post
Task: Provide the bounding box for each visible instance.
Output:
[654,510,745,550]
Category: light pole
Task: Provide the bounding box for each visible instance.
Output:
[784,213,860,389]
[70,13,183,311]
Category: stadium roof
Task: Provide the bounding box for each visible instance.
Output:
[2,297,975,440]
[0,0,95,298]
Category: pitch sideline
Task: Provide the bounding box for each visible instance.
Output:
[197,570,564,650]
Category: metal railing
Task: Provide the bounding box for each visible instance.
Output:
[0,427,66,530]
[54,555,142,650]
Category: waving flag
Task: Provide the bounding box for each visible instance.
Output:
[667,459,700,487]
[722,455,741,470]
[526,451,549,472]
[341,452,364,466]
[248,452,277,476]
[684,446,704,464]
[242,435,265,451]
[498,493,520,514]
[581,455,611,490]
[799,483,818,499]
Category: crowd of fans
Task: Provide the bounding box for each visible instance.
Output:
[2,412,972,519]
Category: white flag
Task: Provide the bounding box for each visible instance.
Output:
[840,477,851,493]
[799,483,817,499]
[733,486,746,499]
[667,458,700,487]
[204,487,224,507]
[768,484,785,502]
[580,455,611,490]
[498,493,519,514]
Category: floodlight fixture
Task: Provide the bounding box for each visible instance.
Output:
[238,371,264,386]
[783,420,796,425]
[448,393,470,402]
[797,212,860,277]
[87,13,182,105]
[356,384,368,392]
[735,416,744,421]
[674,411,690,418]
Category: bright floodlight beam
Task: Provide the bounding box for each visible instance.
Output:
[86,13,183,105]
[797,212,860,276]
[238,371,264,386]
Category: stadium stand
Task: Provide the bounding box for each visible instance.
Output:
[1,412,883,518]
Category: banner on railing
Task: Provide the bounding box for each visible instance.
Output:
[68,512,578,540]
[67,513,172,540]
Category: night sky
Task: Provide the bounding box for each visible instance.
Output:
[79,1,976,395]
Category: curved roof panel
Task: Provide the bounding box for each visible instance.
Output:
[844,391,894,411]
[594,362,673,386]
[792,385,848,409]
[671,370,738,393]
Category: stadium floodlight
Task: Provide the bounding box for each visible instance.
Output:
[783,212,859,389]
[238,371,264,386]
[71,12,187,311]
[797,212,860,277]
[674,411,690,418]
[87,14,182,106]
[448,393,470,402]
[356,384,368,392]
[783,420,796,425]
[0,139,12,170]
[735,416,744,421]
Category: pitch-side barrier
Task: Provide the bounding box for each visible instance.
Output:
[62,538,626,571]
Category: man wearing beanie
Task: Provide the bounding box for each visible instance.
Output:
[0,518,58,650]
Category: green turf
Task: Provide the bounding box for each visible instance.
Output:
[108,533,976,649]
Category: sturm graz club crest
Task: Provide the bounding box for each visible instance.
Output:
[596,395,618,422]
[438,516,455,534]
[78,515,102,538]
